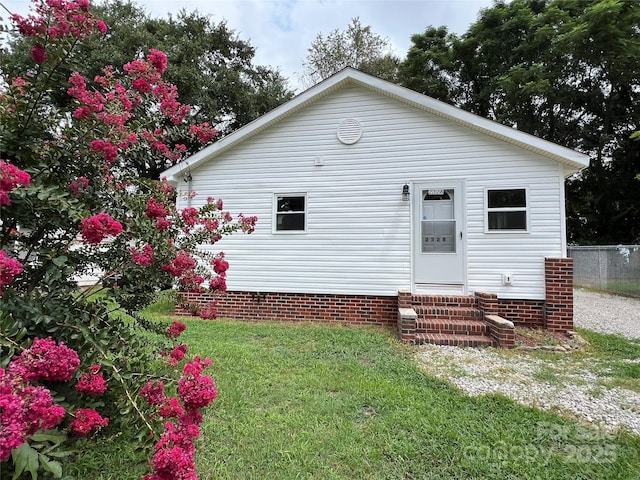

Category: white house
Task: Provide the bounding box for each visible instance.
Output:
[162,68,589,347]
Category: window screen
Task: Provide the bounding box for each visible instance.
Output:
[275,195,306,231]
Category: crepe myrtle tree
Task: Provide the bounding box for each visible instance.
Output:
[0,1,256,478]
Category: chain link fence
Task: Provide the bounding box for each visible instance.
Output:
[567,245,640,296]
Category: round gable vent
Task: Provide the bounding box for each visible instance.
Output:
[337,118,362,145]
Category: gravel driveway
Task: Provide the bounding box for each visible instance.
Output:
[415,289,640,435]
[574,288,640,339]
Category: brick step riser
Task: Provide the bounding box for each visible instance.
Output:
[416,321,489,335]
[416,310,483,323]
[406,298,477,308]
[415,333,495,348]
[418,315,483,324]
[407,295,476,308]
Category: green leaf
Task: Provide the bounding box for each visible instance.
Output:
[46,451,73,459]
[52,256,68,267]
[16,327,28,341]
[11,442,39,480]
[39,454,63,478]
[30,430,67,444]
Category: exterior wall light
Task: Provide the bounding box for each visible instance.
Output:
[402,184,410,201]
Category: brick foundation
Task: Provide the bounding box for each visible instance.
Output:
[497,299,545,328]
[176,258,574,336]
[473,291,545,328]
[177,290,397,326]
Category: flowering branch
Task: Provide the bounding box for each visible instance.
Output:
[1,1,257,478]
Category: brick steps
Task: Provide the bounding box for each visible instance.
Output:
[398,293,497,348]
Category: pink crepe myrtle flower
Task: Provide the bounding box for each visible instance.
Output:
[75,365,108,397]
[0,368,65,461]
[80,212,123,244]
[130,244,155,266]
[159,178,174,194]
[178,357,216,410]
[69,176,90,195]
[167,321,187,339]
[21,384,65,436]
[212,253,229,275]
[8,337,80,382]
[17,0,105,39]
[158,397,184,419]
[0,251,23,295]
[238,213,258,234]
[198,301,218,320]
[189,122,218,144]
[147,49,168,74]
[140,380,166,406]
[96,19,107,34]
[178,270,205,292]
[0,337,85,458]
[156,217,173,231]
[0,383,26,461]
[70,408,109,436]
[201,218,219,232]
[181,207,199,227]
[162,251,196,278]
[132,77,152,93]
[166,344,188,367]
[0,160,31,206]
[30,44,47,64]
[146,197,170,219]
[73,106,92,119]
[208,275,227,293]
[146,424,198,480]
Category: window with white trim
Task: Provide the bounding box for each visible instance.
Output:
[274,194,306,232]
[486,188,528,232]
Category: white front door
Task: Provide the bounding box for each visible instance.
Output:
[413,181,465,292]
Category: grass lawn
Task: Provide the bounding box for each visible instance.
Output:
[68,312,640,479]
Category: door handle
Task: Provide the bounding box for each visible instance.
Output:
[460,231,462,239]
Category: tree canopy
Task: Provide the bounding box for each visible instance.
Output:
[1,0,294,179]
[301,17,400,86]
[398,0,640,244]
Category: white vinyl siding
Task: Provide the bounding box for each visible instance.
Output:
[179,85,566,299]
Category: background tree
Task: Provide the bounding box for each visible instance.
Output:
[301,17,400,86]
[0,0,294,179]
[398,0,640,244]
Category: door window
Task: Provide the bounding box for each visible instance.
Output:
[421,189,456,253]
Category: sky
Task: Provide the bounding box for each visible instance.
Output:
[2,0,495,91]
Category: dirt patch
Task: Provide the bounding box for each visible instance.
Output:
[515,327,572,347]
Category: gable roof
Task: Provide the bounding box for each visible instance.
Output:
[162,67,589,182]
